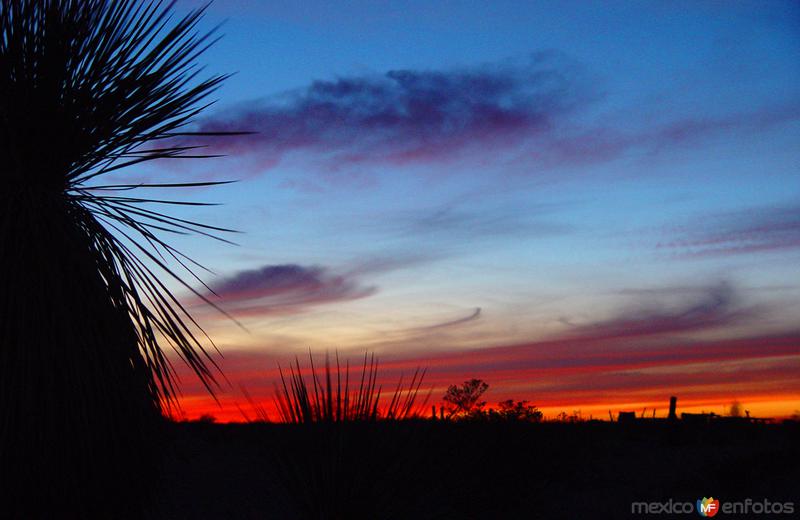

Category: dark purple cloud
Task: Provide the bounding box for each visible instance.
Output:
[209,264,375,316]
[204,255,438,317]
[194,52,591,173]
[658,204,800,257]
[191,53,799,181]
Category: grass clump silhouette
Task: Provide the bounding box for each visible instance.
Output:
[275,352,428,423]
[271,353,431,519]
[0,1,236,517]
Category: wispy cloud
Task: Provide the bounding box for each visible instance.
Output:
[562,282,751,342]
[376,282,752,355]
[536,103,800,167]
[407,203,571,239]
[415,283,768,377]
[411,307,482,332]
[657,204,800,257]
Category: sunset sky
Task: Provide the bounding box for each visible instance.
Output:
[123,1,799,421]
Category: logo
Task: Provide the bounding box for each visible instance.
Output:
[697,497,720,517]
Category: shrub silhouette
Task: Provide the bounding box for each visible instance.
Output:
[493,399,544,422]
[554,410,586,423]
[0,2,236,517]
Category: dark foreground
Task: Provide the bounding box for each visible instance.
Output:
[153,420,799,519]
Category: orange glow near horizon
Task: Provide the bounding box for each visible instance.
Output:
[174,393,800,424]
[171,331,800,423]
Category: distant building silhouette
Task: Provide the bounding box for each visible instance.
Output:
[611,396,774,425]
[618,411,637,423]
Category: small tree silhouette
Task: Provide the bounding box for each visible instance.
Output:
[443,378,489,418]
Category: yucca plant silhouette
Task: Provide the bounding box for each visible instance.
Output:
[0,1,237,517]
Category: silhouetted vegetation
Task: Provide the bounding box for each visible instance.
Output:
[439,379,544,422]
[442,378,489,418]
[0,2,235,517]
[492,399,544,422]
[555,409,587,423]
[267,353,429,518]
[275,352,428,423]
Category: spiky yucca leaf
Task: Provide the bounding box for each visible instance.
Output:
[272,353,431,519]
[1,0,239,407]
[275,352,429,423]
[0,1,238,516]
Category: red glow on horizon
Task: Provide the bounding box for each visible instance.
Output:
[172,332,800,423]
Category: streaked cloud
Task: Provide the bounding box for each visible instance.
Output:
[657,204,800,257]
[370,282,753,356]
[411,307,482,332]
[534,103,800,167]
[562,282,750,342]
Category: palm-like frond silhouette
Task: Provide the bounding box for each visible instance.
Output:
[0,1,237,516]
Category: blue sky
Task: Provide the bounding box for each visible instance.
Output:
[132,1,800,419]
